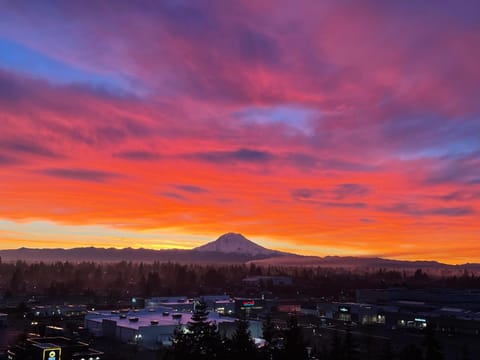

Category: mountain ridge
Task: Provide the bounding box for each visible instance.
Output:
[1,233,479,270]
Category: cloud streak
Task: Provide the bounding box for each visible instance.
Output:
[186,148,273,164]
[379,203,475,217]
[38,168,119,183]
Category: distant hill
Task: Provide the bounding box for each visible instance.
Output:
[246,255,480,270]
[0,246,272,264]
[1,233,480,271]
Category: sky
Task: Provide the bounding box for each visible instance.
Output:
[0,0,479,264]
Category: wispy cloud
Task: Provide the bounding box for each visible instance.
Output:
[38,168,119,183]
[1,139,60,158]
[114,150,160,161]
[173,184,209,193]
[185,148,273,164]
[379,202,475,217]
[334,183,370,199]
[159,192,188,201]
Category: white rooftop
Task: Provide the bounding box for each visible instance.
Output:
[86,308,234,331]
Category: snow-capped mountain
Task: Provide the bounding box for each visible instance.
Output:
[193,232,282,256]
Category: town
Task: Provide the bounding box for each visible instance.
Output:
[1,260,479,359]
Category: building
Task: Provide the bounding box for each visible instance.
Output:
[145,295,235,315]
[277,304,302,314]
[31,305,87,318]
[356,288,480,309]
[146,296,189,306]
[7,337,103,360]
[242,276,293,287]
[316,302,392,326]
[200,295,235,315]
[354,288,480,334]
[85,307,262,350]
[235,298,266,318]
[146,297,194,312]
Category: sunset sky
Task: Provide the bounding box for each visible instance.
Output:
[0,1,479,264]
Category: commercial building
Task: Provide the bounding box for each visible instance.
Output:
[145,295,235,315]
[242,276,293,287]
[146,297,193,312]
[7,337,103,360]
[356,288,480,309]
[200,295,235,315]
[31,305,88,318]
[235,298,266,318]
[316,302,390,325]
[314,296,480,336]
[85,307,262,350]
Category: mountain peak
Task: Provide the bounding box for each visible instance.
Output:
[194,233,279,256]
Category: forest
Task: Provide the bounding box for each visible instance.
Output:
[1,258,479,301]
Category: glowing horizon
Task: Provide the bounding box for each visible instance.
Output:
[1,1,479,264]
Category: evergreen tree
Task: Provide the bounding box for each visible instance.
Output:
[423,324,443,360]
[229,316,257,360]
[261,315,275,360]
[171,300,224,360]
[283,316,307,360]
[263,315,275,345]
[9,266,25,294]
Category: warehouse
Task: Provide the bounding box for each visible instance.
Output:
[85,308,262,350]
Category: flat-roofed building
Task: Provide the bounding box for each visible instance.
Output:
[242,276,293,287]
[85,307,261,350]
[31,304,87,318]
[145,295,235,315]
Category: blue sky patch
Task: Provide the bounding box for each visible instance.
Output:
[233,105,317,134]
[0,38,130,94]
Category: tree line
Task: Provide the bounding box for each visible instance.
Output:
[1,260,479,301]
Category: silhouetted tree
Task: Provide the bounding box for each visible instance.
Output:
[229,316,257,360]
[263,315,275,344]
[261,315,276,360]
[9,266,25,294]
[171,300,224,360]
[283,316,307,360]
[423,324,443,360]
